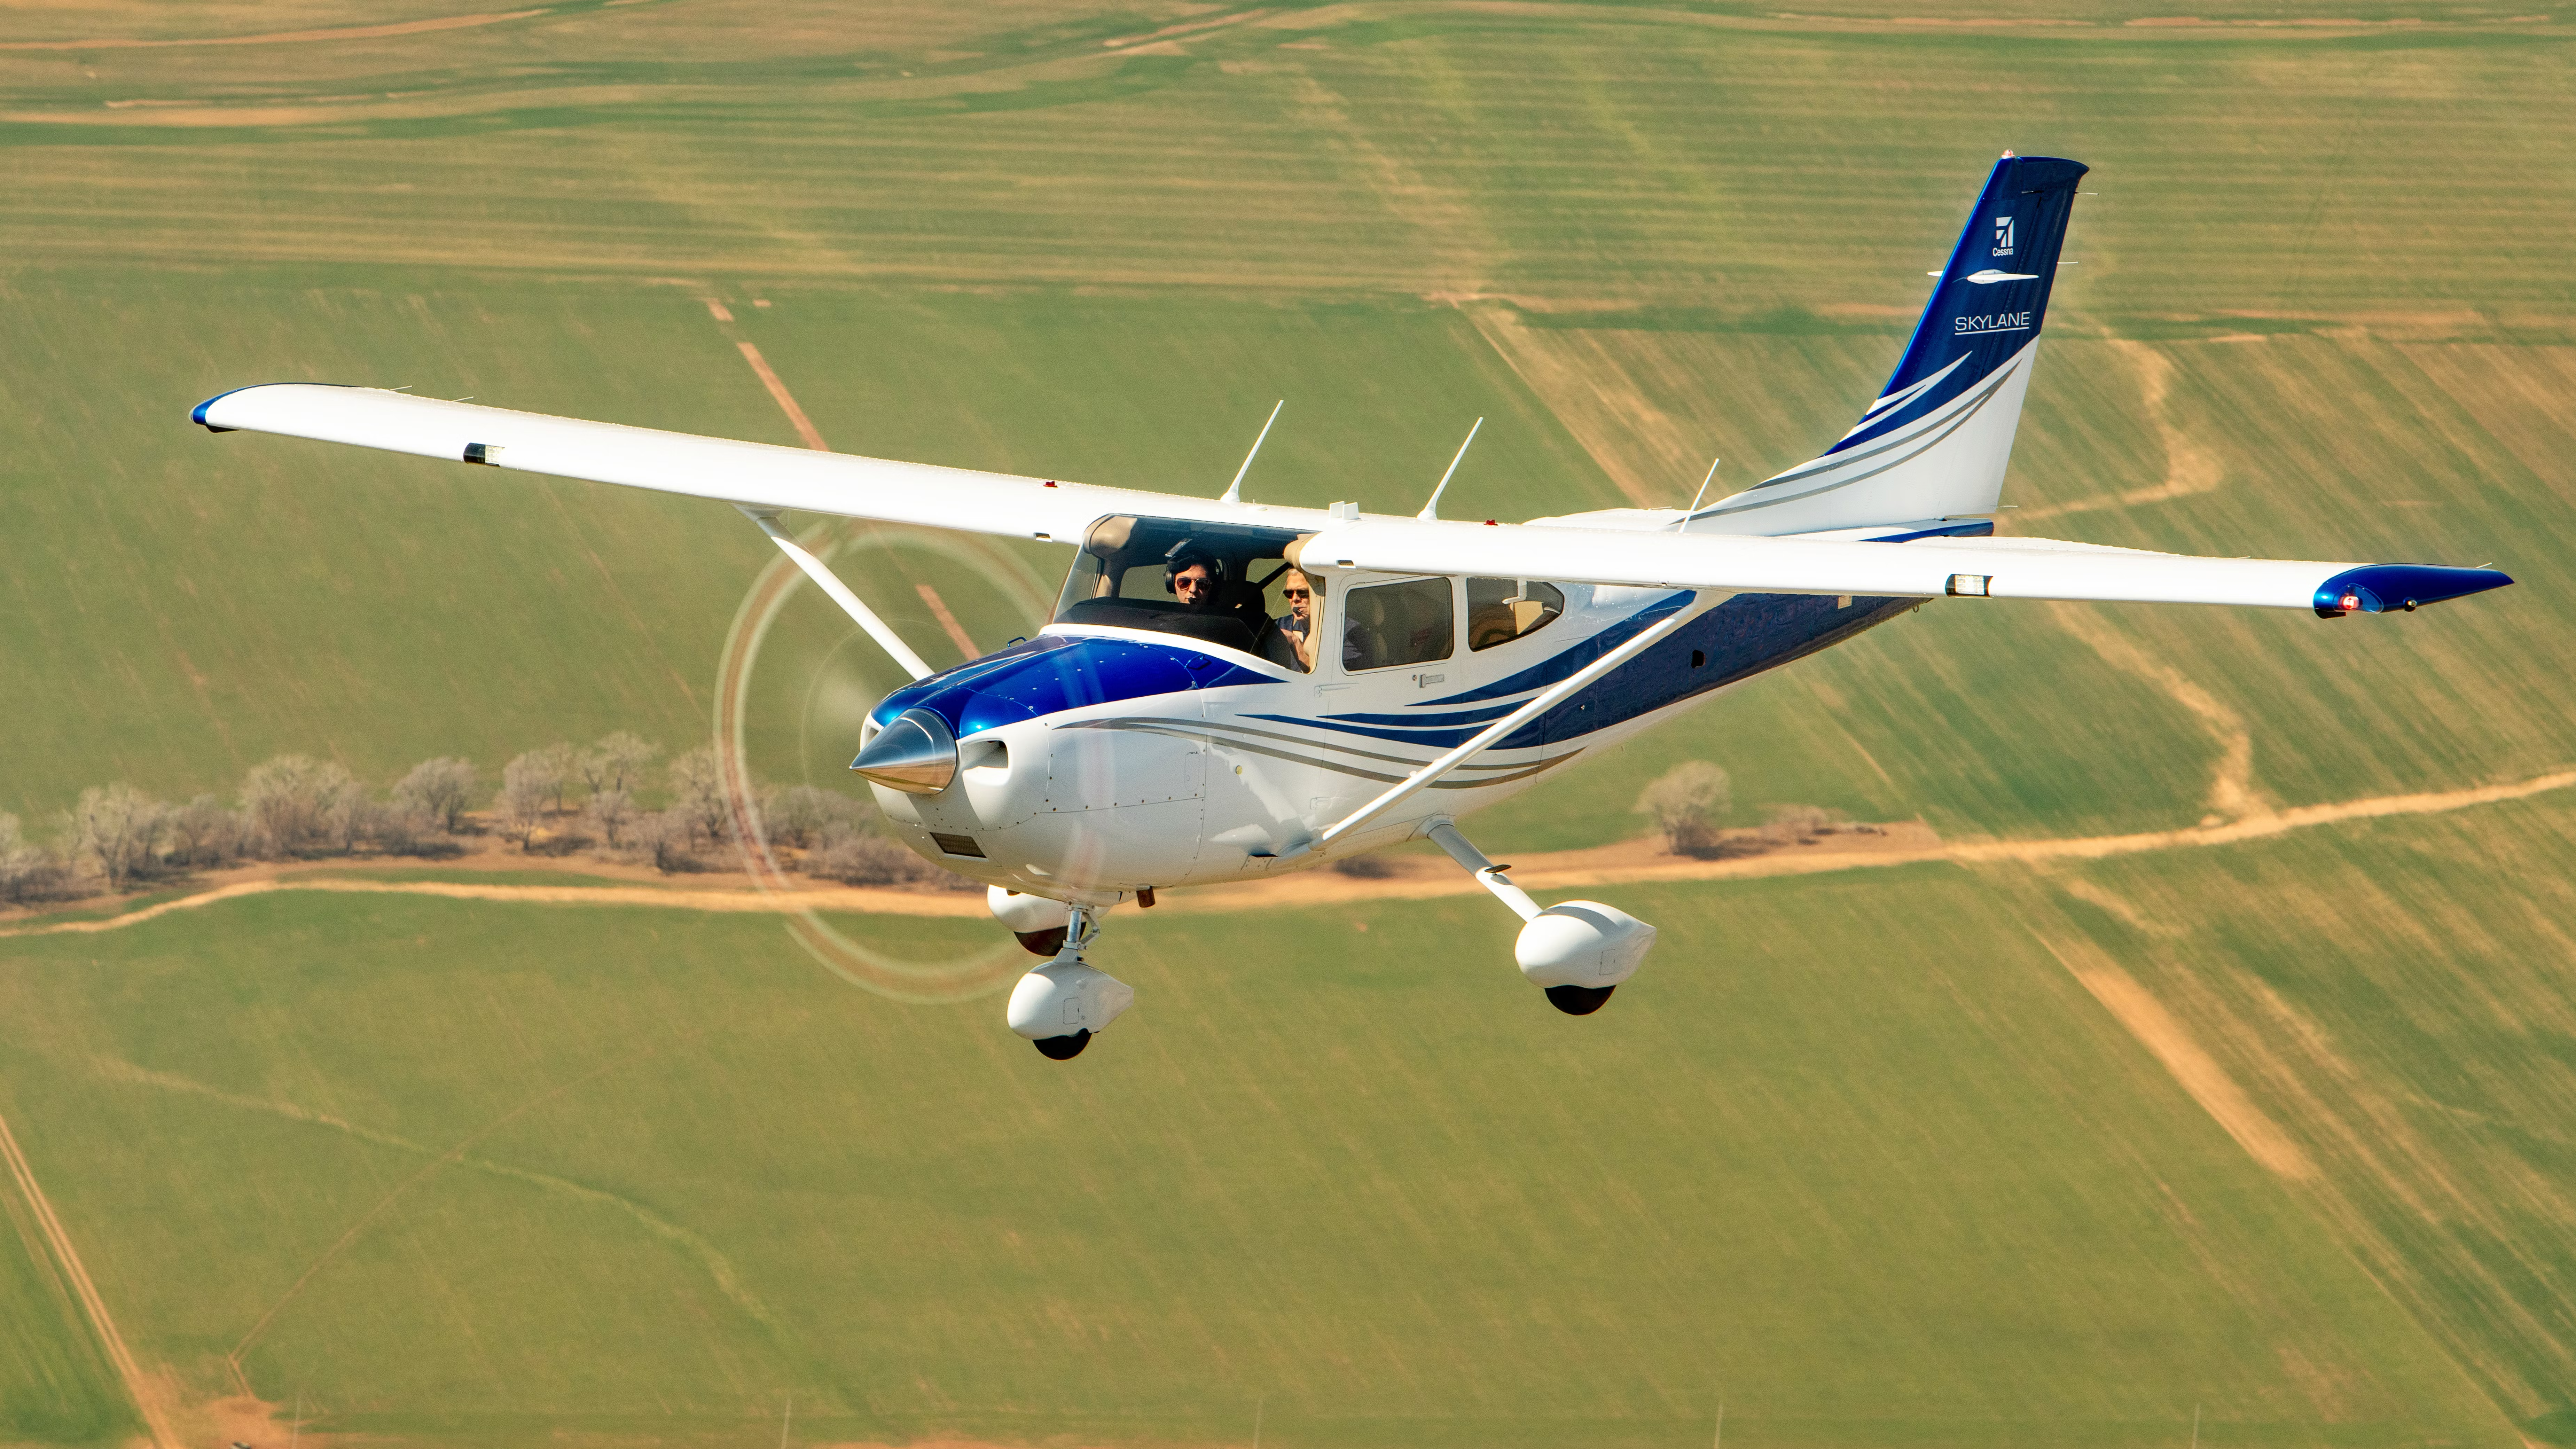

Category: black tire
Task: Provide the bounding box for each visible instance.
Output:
[1015,927,1068,957]
[1032,1029,1092,1060]
[1544,984,1616,1016]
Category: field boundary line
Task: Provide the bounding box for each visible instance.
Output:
[4,769,2569,935]
[0,1100,179,1449]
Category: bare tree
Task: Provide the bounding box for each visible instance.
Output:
[242,755,358,858]
[496,752,554,848]
[70,784,168,890]
[666,745,731,849]
[581,731,658,797]
[766,784,866,850]
[586,787,635,848]
[0,812,65,902]
[637,809,705,873]
[391,758,477,833]
[1636,761,1730,856]
[531,742,581,813]
[165,795,248,868]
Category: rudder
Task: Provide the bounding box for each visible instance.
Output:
[1686,153,2088,535]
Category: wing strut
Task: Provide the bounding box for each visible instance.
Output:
[738,508,936,681]
[1279,594,1710,861]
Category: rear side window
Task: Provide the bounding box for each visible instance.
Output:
[1342,578,1454,672]
[1467,578,1565,651]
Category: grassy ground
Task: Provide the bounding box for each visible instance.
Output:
[1,1,2572,1446]
[0,875,2523,1449]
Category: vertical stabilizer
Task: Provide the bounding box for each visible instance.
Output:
[1685,154,2088,535]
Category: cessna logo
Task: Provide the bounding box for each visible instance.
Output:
[1955,311,2033,335]
[1991,214,2015,256]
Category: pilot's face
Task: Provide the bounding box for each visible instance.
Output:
[1174,564,1216,605]
[1282,573,1312,622]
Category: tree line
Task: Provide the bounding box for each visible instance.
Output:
[0,732,967,907]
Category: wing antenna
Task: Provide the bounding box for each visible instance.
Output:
[1219,399,1284,504]
[1676,457,1720,532]
[738,508,935,680]
[1417,417,1483,522]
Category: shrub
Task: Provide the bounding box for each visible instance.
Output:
[0,813,68,903]
[1759,803,1837,845]
[1636,761,1730,855]
[807,829,919,885]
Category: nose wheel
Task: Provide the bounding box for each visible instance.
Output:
[1543,984,1617,1016]
[1032,1028,1092,1060]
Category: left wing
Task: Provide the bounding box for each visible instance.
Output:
[192,383,1273,545]
[195,383,2511,617]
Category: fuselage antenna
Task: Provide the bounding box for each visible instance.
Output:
[1678,456,1721,531]
[1220,399,1284,504]
[1417,416,1483,521]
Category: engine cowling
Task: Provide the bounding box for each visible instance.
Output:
[1516,902,1655,1014]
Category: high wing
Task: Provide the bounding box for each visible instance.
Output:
[195,382,2509,618]
[192,382,1260,547]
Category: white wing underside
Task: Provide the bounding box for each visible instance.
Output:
[198,384,2362,610]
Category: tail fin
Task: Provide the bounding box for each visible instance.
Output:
[1686,153,2088,536]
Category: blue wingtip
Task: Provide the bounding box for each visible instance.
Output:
[2314,564,2513,617]
[191,384,257,432]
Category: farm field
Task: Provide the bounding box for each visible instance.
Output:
[0,848,2541,1449]
[2,2,2573,1448]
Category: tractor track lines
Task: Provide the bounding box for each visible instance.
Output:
[0,1099,180,1449]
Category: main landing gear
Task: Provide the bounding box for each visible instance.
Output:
[989,888,1134,1060]
[1424,821,1658,1015]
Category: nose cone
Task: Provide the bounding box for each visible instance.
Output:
[852,707,957,795]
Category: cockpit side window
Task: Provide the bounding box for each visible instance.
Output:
[1466,578,1566,651]
[1342,578,1456,672]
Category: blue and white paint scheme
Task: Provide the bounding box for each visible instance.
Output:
[191,153,2514,1057]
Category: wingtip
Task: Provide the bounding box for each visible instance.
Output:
[2313,564,2514,617]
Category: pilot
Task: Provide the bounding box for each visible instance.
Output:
[1274,567,1321,672]
[1166,549,1226,611]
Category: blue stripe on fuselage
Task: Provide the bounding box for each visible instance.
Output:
[1249,591,1913,750]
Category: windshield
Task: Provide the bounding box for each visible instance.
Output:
[1053,515,1310,668]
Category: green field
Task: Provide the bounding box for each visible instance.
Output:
[3,2,2574,1447]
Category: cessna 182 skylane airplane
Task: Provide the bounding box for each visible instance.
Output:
[194,154,2511,1058]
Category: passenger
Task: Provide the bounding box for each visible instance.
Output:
[1274,568,1321,672]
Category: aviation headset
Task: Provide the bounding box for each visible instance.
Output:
[1162,542,1228,595]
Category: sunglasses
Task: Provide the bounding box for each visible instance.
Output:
[1282,589,1310,600]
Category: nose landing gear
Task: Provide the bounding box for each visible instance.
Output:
[1001,899,1134,1059]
